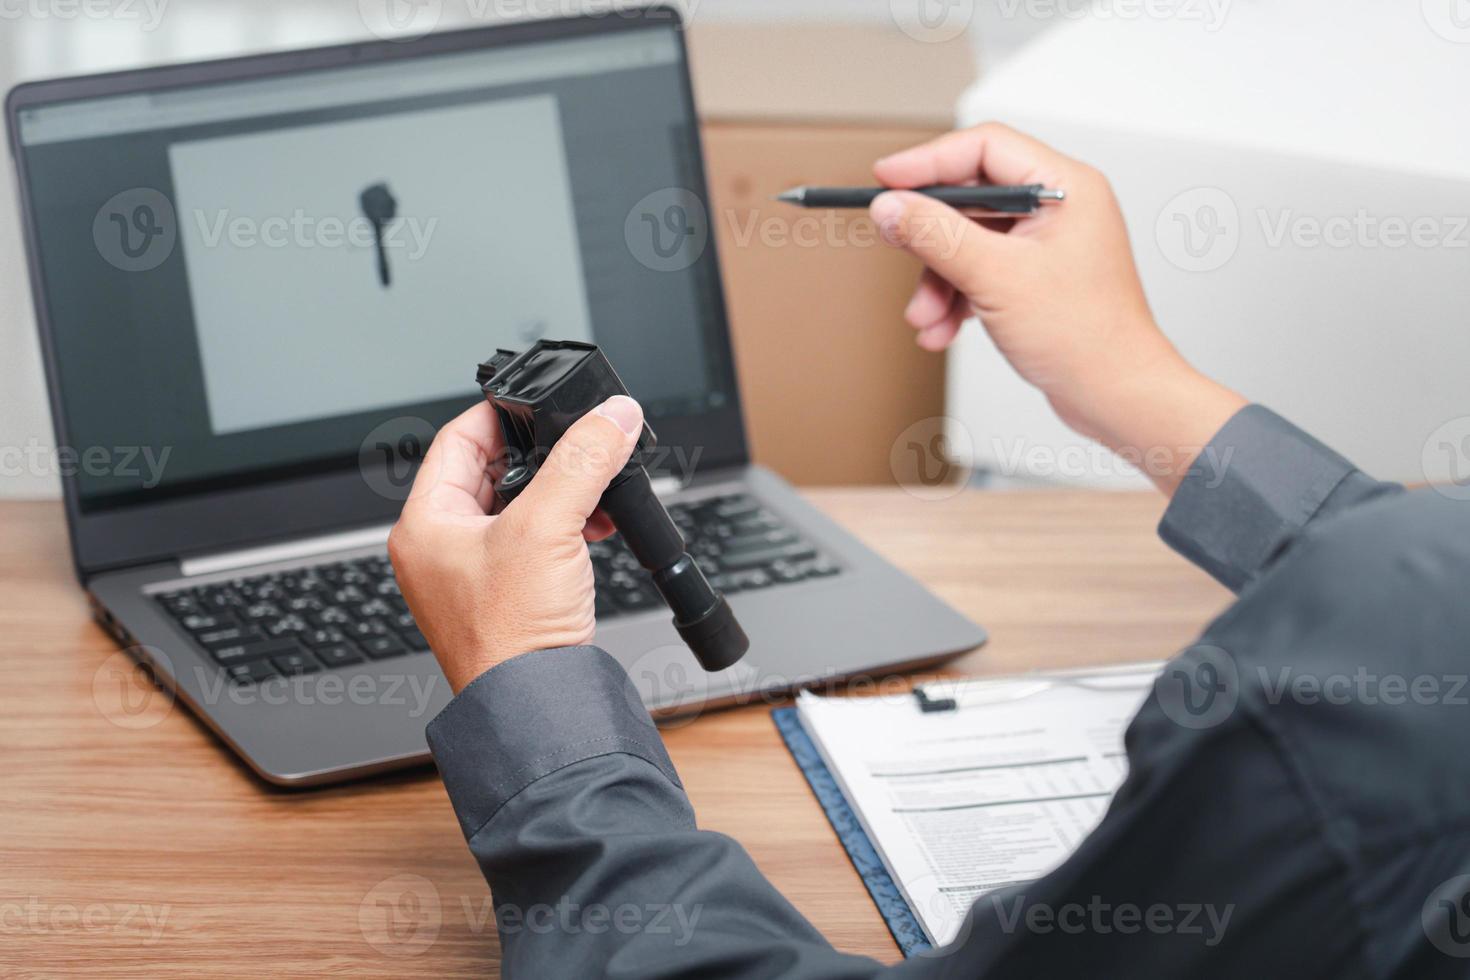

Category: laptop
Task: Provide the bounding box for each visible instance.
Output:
[6,6,986,786]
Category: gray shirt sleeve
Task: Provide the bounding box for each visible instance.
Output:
[1158,404,1401,592]
[427,646,890,978]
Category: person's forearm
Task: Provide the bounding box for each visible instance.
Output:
[1083,354,1248,497]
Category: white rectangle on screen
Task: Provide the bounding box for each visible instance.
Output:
[169,94,592,435]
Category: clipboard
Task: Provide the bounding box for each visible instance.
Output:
[771,706,932,957]
[772,663,1161,957]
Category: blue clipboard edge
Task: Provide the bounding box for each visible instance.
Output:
[771,706,933,958]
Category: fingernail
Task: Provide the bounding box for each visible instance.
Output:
[903,292,926,323]
[870,192,906,246]
[917,324,949,351]
[596,395,643,436]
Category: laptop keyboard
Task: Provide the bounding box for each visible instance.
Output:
[155,554,420,687]
[155,492,838,686]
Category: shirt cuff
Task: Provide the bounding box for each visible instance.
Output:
[425,646,681,842]
[1158,405,1359,593]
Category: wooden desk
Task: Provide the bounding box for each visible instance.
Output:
[0,492,1229,976]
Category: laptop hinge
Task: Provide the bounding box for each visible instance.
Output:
[179,524,393,578]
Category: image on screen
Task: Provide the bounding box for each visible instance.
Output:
[170,95,592,435]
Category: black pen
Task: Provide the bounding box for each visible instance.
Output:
[776,184,1065,215]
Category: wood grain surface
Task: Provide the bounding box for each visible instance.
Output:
[0,491,1229,977]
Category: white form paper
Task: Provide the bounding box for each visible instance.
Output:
[796,664,1159,946]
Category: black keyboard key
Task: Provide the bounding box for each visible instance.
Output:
[312,607,352,627]
[333,585,368,604]
[733,514,783,535]
[180,613,234,633]
[362,635,407,660]
[264,615,309,638]
[315,644,365,668]
[253,584,284,602]
[611,586,660,611]
[710,574,740,594]
[606,571,643,593]
[771,562,807,584]
[243,602,282,623]
[712,498,760,520]
[212,638,306,666]
[807,557,840,577]
[226,661,278,686]
[357,599,394,619]
[724,529,798,554]
[303,627,348,648]
[399,629,430,652]
[272,652,320,676]
[348,619,390,640]
[734,569,774,590]
[202,590,246,611]
[160,594,198,616]
[721,542,818,572]
[197,626,264,650]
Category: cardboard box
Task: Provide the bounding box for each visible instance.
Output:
[688,22,976,486]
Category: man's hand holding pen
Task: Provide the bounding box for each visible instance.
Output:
[863,122,1245,495]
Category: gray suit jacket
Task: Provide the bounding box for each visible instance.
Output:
[426,406,1470,978]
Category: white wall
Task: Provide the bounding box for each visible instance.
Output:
[950,1,1470,489]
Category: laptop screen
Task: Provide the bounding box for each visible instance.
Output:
[14,23,735,514]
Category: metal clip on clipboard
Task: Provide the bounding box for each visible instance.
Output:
[913,662,1163,713]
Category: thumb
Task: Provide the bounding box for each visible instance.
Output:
[870,190,1014,296]
[509,395,644,534]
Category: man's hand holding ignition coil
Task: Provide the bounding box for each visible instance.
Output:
[388,396,644,693]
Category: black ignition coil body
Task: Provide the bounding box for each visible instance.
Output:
[478,340,749,672]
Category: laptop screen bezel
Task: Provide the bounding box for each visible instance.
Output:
[6,5,749,580]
